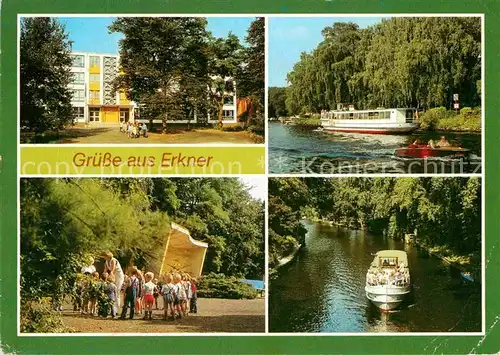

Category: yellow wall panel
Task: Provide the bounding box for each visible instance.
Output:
[89,83,100,91]
[89,66,100,74]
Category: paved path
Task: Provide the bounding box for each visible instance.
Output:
[61,298,265,333]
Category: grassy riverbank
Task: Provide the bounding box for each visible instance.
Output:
[419,107,481,132]
[294,117,321,127]
[416,242,480,270]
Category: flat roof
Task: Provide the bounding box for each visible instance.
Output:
[71,51,119,57]
[370,250,408,267]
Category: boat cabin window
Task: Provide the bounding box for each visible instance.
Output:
[330,110,390,120]
[379,257,398,267]
[405,109,416,123]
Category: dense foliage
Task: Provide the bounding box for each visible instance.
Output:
[268,87,288,118]
[21,178,264,307]
[20,300,73,333]
[20,18,74,133]
[197,273,258,299]
[419,107,481,132]
[284,18,481,115]
[110,17,264,131]
[269,178,481,269]
[236,18,265,125]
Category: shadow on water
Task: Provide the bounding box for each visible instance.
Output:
[269,220,482,333]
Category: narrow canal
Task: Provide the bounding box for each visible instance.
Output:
[268,122,482,174]
[269,220,482,333]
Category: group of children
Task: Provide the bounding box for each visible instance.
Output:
[74,267,198,321]
[159,273,198,321]
[120,121,148,138]
[73,271,118,319]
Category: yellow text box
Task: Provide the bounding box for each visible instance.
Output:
[20,146,265,175]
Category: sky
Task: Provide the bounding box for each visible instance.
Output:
[56,17,254,54]
[268,17,387,87]
[239,177,266,201]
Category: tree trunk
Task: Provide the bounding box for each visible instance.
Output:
[162,113,168,134]
[217,96,224,129]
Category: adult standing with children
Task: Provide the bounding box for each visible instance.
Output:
[80,256,96,275]
[102,251,124,309]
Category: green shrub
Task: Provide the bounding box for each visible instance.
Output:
[295,117,321,127]
[220,123,245,132]
[249,132,265,144]
[197,273,258,299]
[247,117,265,136]
[420,107,481,132]
[20,300,73,333]
[268,233,299,267]
[419,107,449,130]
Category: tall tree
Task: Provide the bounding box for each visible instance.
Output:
[283,17,481,114]
[20,18,73,134]
[236,17,265,123]
[207,34,243,128]
[109,17,210,129]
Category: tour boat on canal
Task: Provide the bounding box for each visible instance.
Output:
[365,250,411,311]
[320,108,419,134]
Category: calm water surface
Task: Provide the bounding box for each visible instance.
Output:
[269,122,482,174]
[269,221,481,333]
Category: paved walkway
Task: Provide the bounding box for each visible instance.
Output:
[61,298,265,333]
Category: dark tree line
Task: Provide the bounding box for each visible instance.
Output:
[21,178,264,303]
[269,178,481,269]
[20,18,74,133]
[268,87,288,118]
[281,17,481,115]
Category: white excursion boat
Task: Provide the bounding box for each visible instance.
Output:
[320,108,419,134]
[365,250,411,311]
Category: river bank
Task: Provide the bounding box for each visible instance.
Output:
[414,240,480,281]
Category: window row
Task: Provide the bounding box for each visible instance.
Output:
[71,73,101,84]
[71,55,101,68]
[71,90,101,101]
[328,111,392,120]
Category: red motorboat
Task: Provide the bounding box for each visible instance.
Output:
[395,144,471,159]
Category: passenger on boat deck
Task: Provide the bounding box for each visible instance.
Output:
[436,136,451,148]
[428,139,435,149]
[409,139,421,148]
[377,272,384,283]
